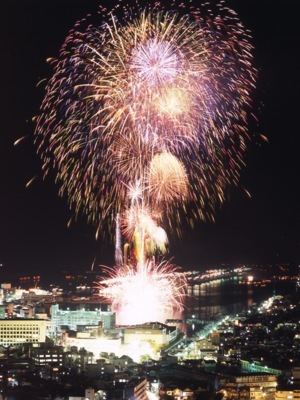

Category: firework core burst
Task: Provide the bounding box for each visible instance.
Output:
[35,0,256,325]
[100,260,186,325]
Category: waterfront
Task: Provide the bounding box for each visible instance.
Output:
[185,271,299,335]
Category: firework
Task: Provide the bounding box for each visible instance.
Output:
[148,152,189,204]
[35,1,256,325]
[121,205,167,258]
[35,1,256,237]
[99,260,187,325]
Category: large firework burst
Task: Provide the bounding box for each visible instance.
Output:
[35,1,256,238]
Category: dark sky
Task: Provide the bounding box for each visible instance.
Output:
[0,0,299,279]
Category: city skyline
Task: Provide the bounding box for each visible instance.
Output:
[1,0,299,278]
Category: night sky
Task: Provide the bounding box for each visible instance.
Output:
[0,0,299,279]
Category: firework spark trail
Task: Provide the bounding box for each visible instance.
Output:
[35,1,257,324]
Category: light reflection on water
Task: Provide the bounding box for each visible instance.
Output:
[185,275,298,334]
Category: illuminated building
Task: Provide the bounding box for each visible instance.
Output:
[161,387,194,400]
[31,344,64,366]
[50,304,115,335]
[276,389,300,400]
[0,318,46,346]
[123,322,179,348]
[220,373,277,400]
[196,338,217,360]
[63,335,122,360]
